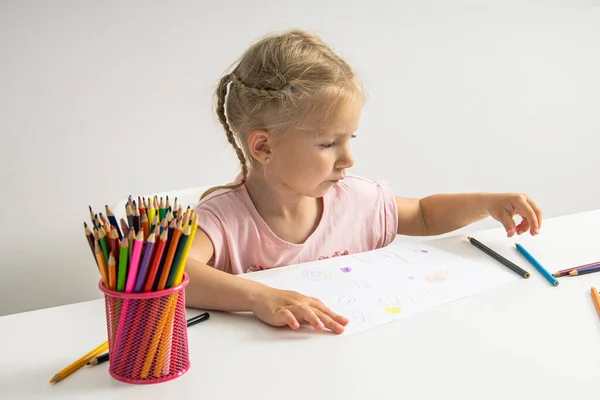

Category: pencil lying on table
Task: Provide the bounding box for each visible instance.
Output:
[553,261,600,277]
[467,237,530,279]
[569,264,600,277]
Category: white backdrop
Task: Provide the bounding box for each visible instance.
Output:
[1,0,598,315]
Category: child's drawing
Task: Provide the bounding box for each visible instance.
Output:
[338,295,356,304]
[352,279,371,289]
[426,269,449,283]
[302,269,332,281]
[377,251,409,264]
[343,309,368,323]
[340,267,352,273]
[378,295,402,314]
[409,248,429,254]
[351,254,374,265]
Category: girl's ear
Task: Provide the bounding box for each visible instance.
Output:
[247,130,273,164]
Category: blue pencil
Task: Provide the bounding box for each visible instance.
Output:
[515,243,559,286]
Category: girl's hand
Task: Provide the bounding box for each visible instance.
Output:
[251,286,349,334]
[485,193,543,237]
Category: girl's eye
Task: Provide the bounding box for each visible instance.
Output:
[319,135,356,149]
[320,141,336,149]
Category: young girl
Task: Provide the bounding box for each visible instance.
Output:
[185,29,542,334]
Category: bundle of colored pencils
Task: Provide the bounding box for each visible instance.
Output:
[84,195,198,294]
[49,196,197,384]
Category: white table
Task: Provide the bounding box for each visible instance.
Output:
[2,210,600,399]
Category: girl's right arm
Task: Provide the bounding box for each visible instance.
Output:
[184,229,349,334]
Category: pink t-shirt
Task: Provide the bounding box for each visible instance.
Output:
[195,175,398,275]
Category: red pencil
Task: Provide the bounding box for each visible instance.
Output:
[143,229,168,292]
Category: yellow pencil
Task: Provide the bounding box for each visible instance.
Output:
[49,341,108,383]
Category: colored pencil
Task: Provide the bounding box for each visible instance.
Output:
[127,228,135,266]
[117,238,129,292]
[591,287,600,318]
[515,243,558,286]
[49,341,109,383]
[467,237,530,279]
[105,205,122,240]
[125,231,145,293]
[570,264,600,276]
[119,218,129,236]
[133,233,155,292]
[143,229,168,292]
[126,203,133,232]
[89,206,97,229]
[94,239,109,288]
[83,222,95,258]
[553,261,600,277]
[140,212,149,240]
[170,213,198,287]
[156,220,183,291]
[147,201,156,234]
[97,228,110,267]
[132,202,140,233]
[107,252,117,291]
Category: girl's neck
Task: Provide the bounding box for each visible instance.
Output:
[244,174,317,219]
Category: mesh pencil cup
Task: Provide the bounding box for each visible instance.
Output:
[98,273,190,384]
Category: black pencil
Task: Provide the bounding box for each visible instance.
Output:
[87,312,211,366]
[467,237,530,279]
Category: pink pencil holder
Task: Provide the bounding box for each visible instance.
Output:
[98,274,190,384]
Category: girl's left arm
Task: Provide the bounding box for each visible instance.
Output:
[395,193,542,237]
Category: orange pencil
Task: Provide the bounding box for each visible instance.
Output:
[591,287,600,318]
[155,220,182,291]
[108,252,117,290]
[141,212,149,240]
[94,239,109,287]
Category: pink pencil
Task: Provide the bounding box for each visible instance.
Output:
[112,231,145,373]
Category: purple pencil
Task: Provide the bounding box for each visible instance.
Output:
[133,233,156,292]
[569,264,600,277]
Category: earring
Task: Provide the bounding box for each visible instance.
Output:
[265,157,271,164]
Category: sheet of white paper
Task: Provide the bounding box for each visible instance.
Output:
[256,241,519,335]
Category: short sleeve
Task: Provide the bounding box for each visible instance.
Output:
[376,180,399,246]
[194,206,227,270]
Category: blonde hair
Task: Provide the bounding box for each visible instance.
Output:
[200,29,364,200]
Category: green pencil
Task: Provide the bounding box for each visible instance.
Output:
[165,225,191,288]
[97,229,111,265]
[117,238,129,292]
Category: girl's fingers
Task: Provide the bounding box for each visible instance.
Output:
[313,309,345,334]
[498,210,517,237]
[515,198,539,234]
[310,298,349,326]
[527,198,543,231]
[295,305,325,330]
[275,308,300,329]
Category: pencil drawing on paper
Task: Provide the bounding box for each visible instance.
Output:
[302,269,332,281]
[338,295,356,304]
[426,269,449,283]
[343,310,368,323]
[352,279,371,289]
[377,251,409,264]
[378,295,402,313]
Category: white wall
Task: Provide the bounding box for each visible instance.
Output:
[1,1,598,316]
